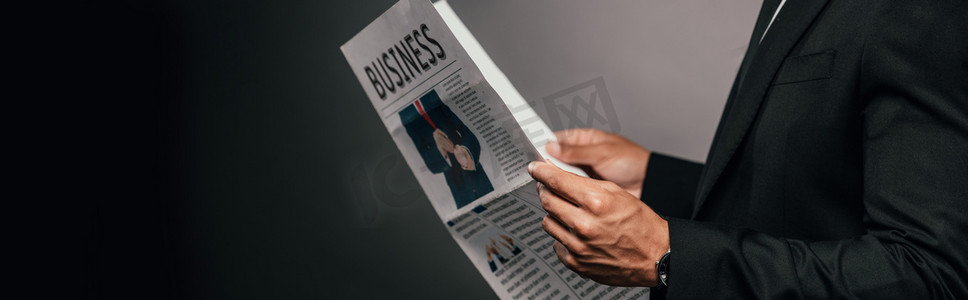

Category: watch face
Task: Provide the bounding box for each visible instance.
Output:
[657,251,670,287]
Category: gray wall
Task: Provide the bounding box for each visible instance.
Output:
[84,1,759,299]
[450,0,760,162]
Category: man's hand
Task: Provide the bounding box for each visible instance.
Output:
[453,145,476,171]
[485,243,497,260]
[546,129,651,198]
[529,161,669,287]
[433,129,455,159]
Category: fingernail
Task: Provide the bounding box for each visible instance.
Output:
[528,161,536,174]
[546,141,560,156]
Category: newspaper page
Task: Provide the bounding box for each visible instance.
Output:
[340,1,650,299]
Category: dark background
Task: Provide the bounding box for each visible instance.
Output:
[62,0,493,299]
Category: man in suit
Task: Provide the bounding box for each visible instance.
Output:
[528,0,967,298]
[400,90,493,209]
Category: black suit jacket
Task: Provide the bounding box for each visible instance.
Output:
[641,0,968,298]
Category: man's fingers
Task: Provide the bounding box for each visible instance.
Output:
[547,128,618,166]
[543,215,585,254]
[553,241,583,274]
[546,142,613,166]
[529,161,600,209]
[537,182,591,233]
[554,128,612,146]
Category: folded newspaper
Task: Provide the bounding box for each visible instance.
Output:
[341,1,649,299]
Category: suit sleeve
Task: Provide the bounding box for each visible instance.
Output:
[666,3,968,299]
[639,153,703,219]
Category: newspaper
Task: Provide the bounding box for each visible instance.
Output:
[341,1,650,299]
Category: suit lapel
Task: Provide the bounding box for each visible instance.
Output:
[693,0,780,212]
[692,0,831,218]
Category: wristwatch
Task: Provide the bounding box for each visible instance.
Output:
[655,250,671,288]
